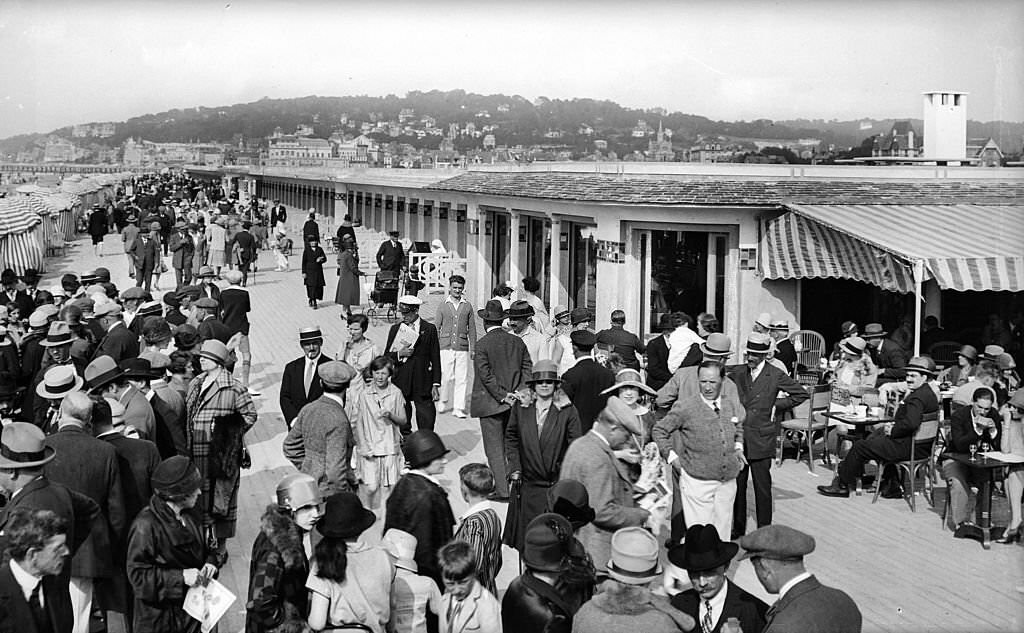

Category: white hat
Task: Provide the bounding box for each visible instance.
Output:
[397,295,423,308]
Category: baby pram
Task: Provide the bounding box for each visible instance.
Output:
[368,270,400,322]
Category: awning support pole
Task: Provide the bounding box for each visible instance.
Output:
[914,259,924,358]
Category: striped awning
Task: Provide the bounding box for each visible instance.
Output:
[760,204,1024,293]
[0,197,44,237]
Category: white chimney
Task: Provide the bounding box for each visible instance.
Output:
[922,91,967,159]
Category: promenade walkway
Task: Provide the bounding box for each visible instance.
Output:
[39,230,1024,633]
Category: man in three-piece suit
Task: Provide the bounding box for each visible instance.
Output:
[470,300,532,499]
[645,314,675,392]
[279,327,330,429]
[560,330,615,434]
[670,524,768,633]
[740,524,862,633]
[128,226,159,292]
[376,230,405,274]
[728,333,808,539]
[0,507,76,633]
[385,295,442,434]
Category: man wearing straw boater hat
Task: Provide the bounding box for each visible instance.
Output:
[29,321,77,427]
[279,327,330,429]
[34,363,83,434]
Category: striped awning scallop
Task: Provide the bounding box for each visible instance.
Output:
[760,204,1024,293]
[0,197,44,237]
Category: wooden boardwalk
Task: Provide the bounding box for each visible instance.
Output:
[46,231,1024,633]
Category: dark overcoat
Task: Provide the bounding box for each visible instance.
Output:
[727,363,809,460]
[384,472,455,589]
[385,319,442,401]
[470,327,532,418]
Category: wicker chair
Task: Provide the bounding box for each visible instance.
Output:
[872,412,941,512]
[789,329,826,374]
[928,341,962,368]
[777,384,832,472]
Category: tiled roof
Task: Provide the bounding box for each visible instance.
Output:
[428,172,1024,206]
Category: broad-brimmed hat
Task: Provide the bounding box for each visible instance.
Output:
[754,312,773,330]
[507,300,535,319]
[699,333,732,358]
[197,265,216,279]
[317,492,376,539]
[318,361,357,388]
[477,299,506,321]
[397,295,422,312]
[596,395,643,435]
[861,323,887,339]
[739,524,815,561]
[119,358,154,381]
[35,365,84,400]
[525,359,561,385]
[139,351,171,377]
[769,319,790,331]
[600,368,656,396]
[840,336,867,356]
[0,422,56,468]
[905,355,937,377]
[668,524,739,572]
[744,332,773,355]
[546,479,595,530]
[298,326,323,344]
[957,345,979,362]
[39,321,73,347]
[607,527,662,585]
[402,429,449,469]
[382,529,418,572]
[198,340,230,366]
[84,355,123,392]
[996,353,1017,371]
[983,345,1005,361]
[570,307,592,326]
[523,513,572,573]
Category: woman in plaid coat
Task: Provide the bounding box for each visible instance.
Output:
[186,339,258,555]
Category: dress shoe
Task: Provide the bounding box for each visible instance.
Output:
[953,521,976,539]
[879,480,904,499]
[996,526,1022,544]
[452,410,467,418]
[817,478,850,498]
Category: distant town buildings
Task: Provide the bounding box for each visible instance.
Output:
[71,122,116,138]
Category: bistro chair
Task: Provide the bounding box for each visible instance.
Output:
[789,329,826,375]
[928,341,962,368]
[776,384,832,472]
[871,412,941,512]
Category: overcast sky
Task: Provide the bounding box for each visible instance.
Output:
[1,0,1021,138]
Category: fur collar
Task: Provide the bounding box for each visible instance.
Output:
[259,505,307,571]
[591,580,655,615]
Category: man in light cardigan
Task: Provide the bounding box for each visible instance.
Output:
[434,275,476,418]
[652,360,747,542]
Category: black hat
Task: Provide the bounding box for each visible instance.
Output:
[152,456,202,498]
[317,492,376,539]
[546,479,595,530]
[569,330,597,350]
[173,324,200,350]
[477,299,507,322]
[162,291,181,308]
[507,300,535,319]
[522,513,572,573]
[570,307,592,326]
[119,358,153,381]
[21,268,41,283]
[668,524,739,572]
[402,429,449,469]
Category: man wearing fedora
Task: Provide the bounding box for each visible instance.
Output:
[561,329,616,435]
[739,524,861,633]
[0,507,76,633]
[818,356,940,499]
[128,225,159,292]
[279,327,330,429]
[509,300,547,364]
[728,332,807,540]
[471,299,532,500]
[503,360,582,551]
[861,323,907,385]
[669,524,767,633]
[92,303,139,365]
[168,220,195,291]
[43,391,126,633]
[385,295,442,434]
[283,361,358,497]
[597,309,646,372]
[560,396,651,573]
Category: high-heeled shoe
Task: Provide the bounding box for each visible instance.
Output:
[996,526,1021,544]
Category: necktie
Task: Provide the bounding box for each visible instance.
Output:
[713,402,720,415]
[29,583,51,633]
[446,598,463,633]
[702,599,713,633]
[304,360,315,396]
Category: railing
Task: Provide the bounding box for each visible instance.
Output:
[407,252,468,292]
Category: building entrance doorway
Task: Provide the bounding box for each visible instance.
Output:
[638,230,727,337]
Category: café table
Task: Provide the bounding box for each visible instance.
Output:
[822,411,895,495]
[942,452,1015,550]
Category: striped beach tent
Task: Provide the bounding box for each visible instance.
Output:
[0,197,45,275]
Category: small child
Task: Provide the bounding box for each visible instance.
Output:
[453,464,503,595]
[437,541,502,633]
[382,528,441,633]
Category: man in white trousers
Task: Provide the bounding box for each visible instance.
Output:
[434,275,476,418]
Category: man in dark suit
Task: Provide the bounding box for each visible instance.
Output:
[95,398,161,524]
[728,333,808,539]
[819,356,940,499]
[470,300,532,499]
[385,296,442,433]
[940,387,1001,533]
[669,524,768,633]
[279,327,330,429]
[560,330,615,434]
[1,268,35,321]
[269,200,287,228]
[645,314,675,392]
[862,322,907,384]
[0,507,75,633]
[91,303,139,364]
[376,230,405,274]
[769,320,797,374]
[230,221,258,287]
[194,297,231,344]
[43,392,125,631]
[740,525,862,633]
[128,225,159,292]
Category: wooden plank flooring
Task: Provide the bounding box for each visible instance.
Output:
[49,231,1024,633]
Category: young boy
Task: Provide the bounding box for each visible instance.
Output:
[453,463,503,595]
[437,541,502,633]
[383,528,442,633]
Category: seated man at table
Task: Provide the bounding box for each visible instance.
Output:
[818,356,940,499]
[951,364,1005,410]
[942,387,1001,534]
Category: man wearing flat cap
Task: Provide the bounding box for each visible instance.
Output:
[279,327,330,429]
[560,396,651,573]
[560,329,615,434]
[194,297,231,344]
[92,303,140,365]
[384,295,442,434]
[669,524,767,633]
[740,524,861,633]
[283,361,358,497]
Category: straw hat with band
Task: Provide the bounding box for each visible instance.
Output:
[606,527,662,584]
[839,336,867,356]
[600,368,656,397]
[905,356,937,377]
[298,327,323,344]
[36,365,84,400]
[39,321,74,348]
[744,332,773,355]
[0,423,56,469]
[397,295,423,313]
[754,312,773,330]
[317,492,376,539]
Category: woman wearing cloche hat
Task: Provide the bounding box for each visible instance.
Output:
[503,359,582,552]
[502,513,578,631]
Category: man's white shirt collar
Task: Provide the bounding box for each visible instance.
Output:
[777,571,813,602]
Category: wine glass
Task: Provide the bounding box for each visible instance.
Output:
[969,443,978,461]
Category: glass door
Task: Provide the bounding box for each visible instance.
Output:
[525,217,551,304]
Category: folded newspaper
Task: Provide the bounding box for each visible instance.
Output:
[184,579,236,633]
[635,442,672,538]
